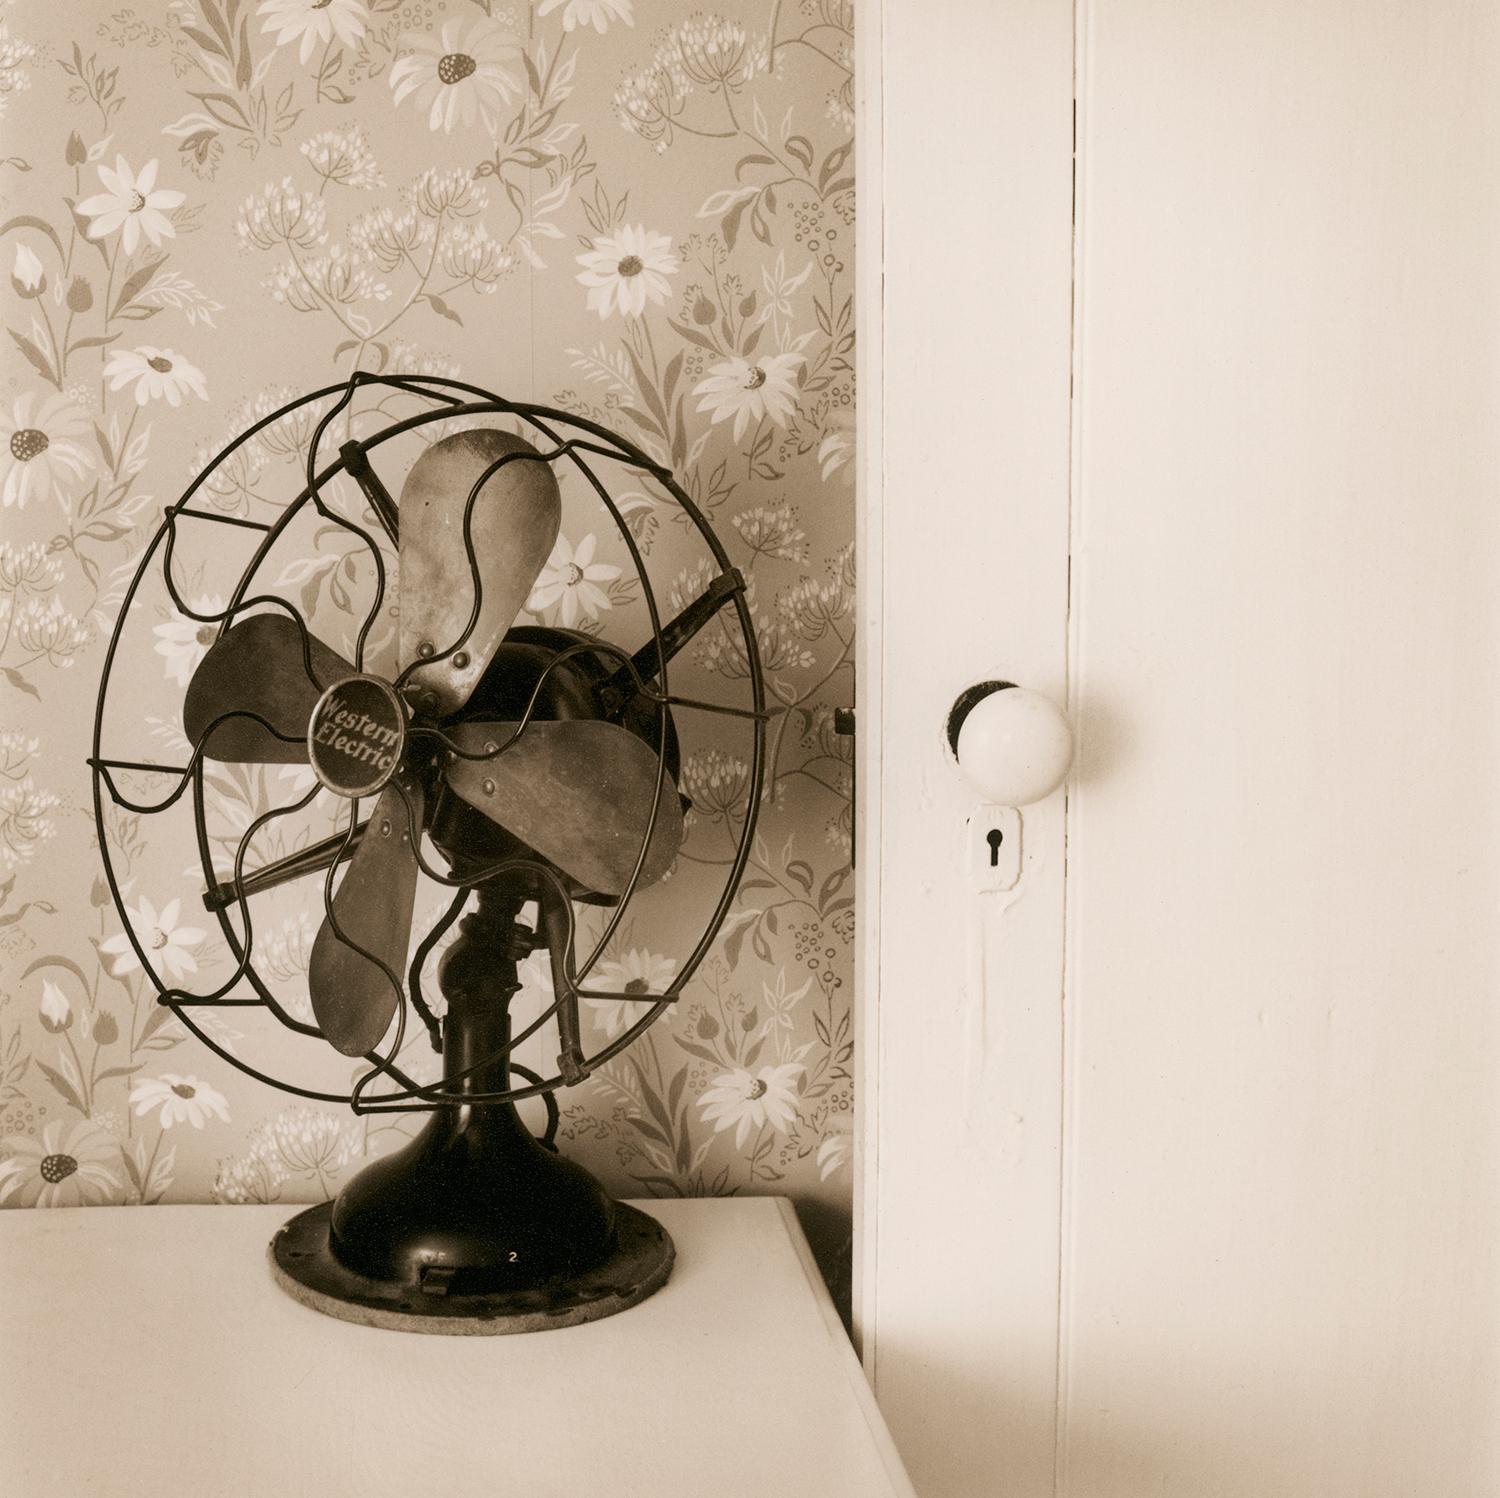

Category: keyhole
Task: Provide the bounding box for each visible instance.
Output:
[986,827,1004,866]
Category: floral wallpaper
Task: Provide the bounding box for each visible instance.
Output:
[0,0,856,1304]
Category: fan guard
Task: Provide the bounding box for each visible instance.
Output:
[89,372,766,1331]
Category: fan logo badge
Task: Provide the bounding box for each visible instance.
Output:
[308,675,407,799]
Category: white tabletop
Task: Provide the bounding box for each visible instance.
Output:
[0,1196,914,1498]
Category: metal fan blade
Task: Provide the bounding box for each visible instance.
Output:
[183,614,353,763]
[443,720,684,897]
[307,776,424,1057]
[398,429,561,717]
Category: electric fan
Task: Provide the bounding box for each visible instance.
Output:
[89,372,765,1333]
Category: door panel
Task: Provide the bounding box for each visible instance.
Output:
[1063,4,1500,1494]
[862,2,1500,1495]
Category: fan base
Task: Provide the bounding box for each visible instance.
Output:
[269,1199,674,1335]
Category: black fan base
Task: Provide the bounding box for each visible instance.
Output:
[270,1199,673,1334]
[266,875,681,1333]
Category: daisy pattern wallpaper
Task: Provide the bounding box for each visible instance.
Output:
[0,0,856,1300]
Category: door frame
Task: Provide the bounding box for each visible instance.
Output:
[853,3,1078,1493]
[851,0,886,1372]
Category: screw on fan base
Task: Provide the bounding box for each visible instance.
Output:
[268,884,675,1331]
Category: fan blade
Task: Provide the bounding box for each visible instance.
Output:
[443,720,684,897]
[398,429,561,717]
[307,777,424,1057]
[184,614,353,763]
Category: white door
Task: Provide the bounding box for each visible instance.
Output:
[857,5,1500,1498]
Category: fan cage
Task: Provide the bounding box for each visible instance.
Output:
[89,371,767,1114]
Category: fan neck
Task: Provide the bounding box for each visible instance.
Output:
[437,885,534,1102]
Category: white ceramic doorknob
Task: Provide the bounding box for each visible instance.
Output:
[947,682,1073,806]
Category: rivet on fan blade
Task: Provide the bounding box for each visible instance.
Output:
[482,777,496,796]
[380,818,392,837]
[453,650,469,669]
[483,739,497,755]
[417,640,435,658]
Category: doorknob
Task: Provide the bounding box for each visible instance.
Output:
[947,682,1073,806]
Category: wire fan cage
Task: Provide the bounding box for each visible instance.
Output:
[90,371,766,1118]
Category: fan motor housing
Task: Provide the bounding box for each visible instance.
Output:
[427,625,681,899]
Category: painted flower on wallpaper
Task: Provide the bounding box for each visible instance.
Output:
[0,16,37,118]
[673,14,765,91]
[576,224,678,319]
[818,411,855,484]
[76,156,184,257]
[152,595,225,688]
[612,14,767,149]
[528,533,620,628]
[588,948,678,1038]
[130,1074,231,1130]
[0,1120,122,1207]
[235,178,328,252]
[680,748,751,826]
[261,1105,357,1178]
[411,165,488,219]
[258,0,368,66]
[212,1149,281,1205]
[104,348,208,407]
[732,502,809,563]
[256,910,318,985]
[265,244,391,315]
[817,1118,852,1182]
[300,124,383,192]
[693,352,804,442]
[0,392,92,509]
[389,16,522,135]
[538,0,635,36]
[213,1105,358,1202]
[699,1062,804,1149]
[11,241,43,295]
[0,543,60,596]
[441,221,513,294]
[37,978,72,1032]
[0,776,61,868]
[12,594,90,668]
[100,896,205,980]
[0,730,37,776]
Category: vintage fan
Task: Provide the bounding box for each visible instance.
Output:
[89,373,764,1333]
